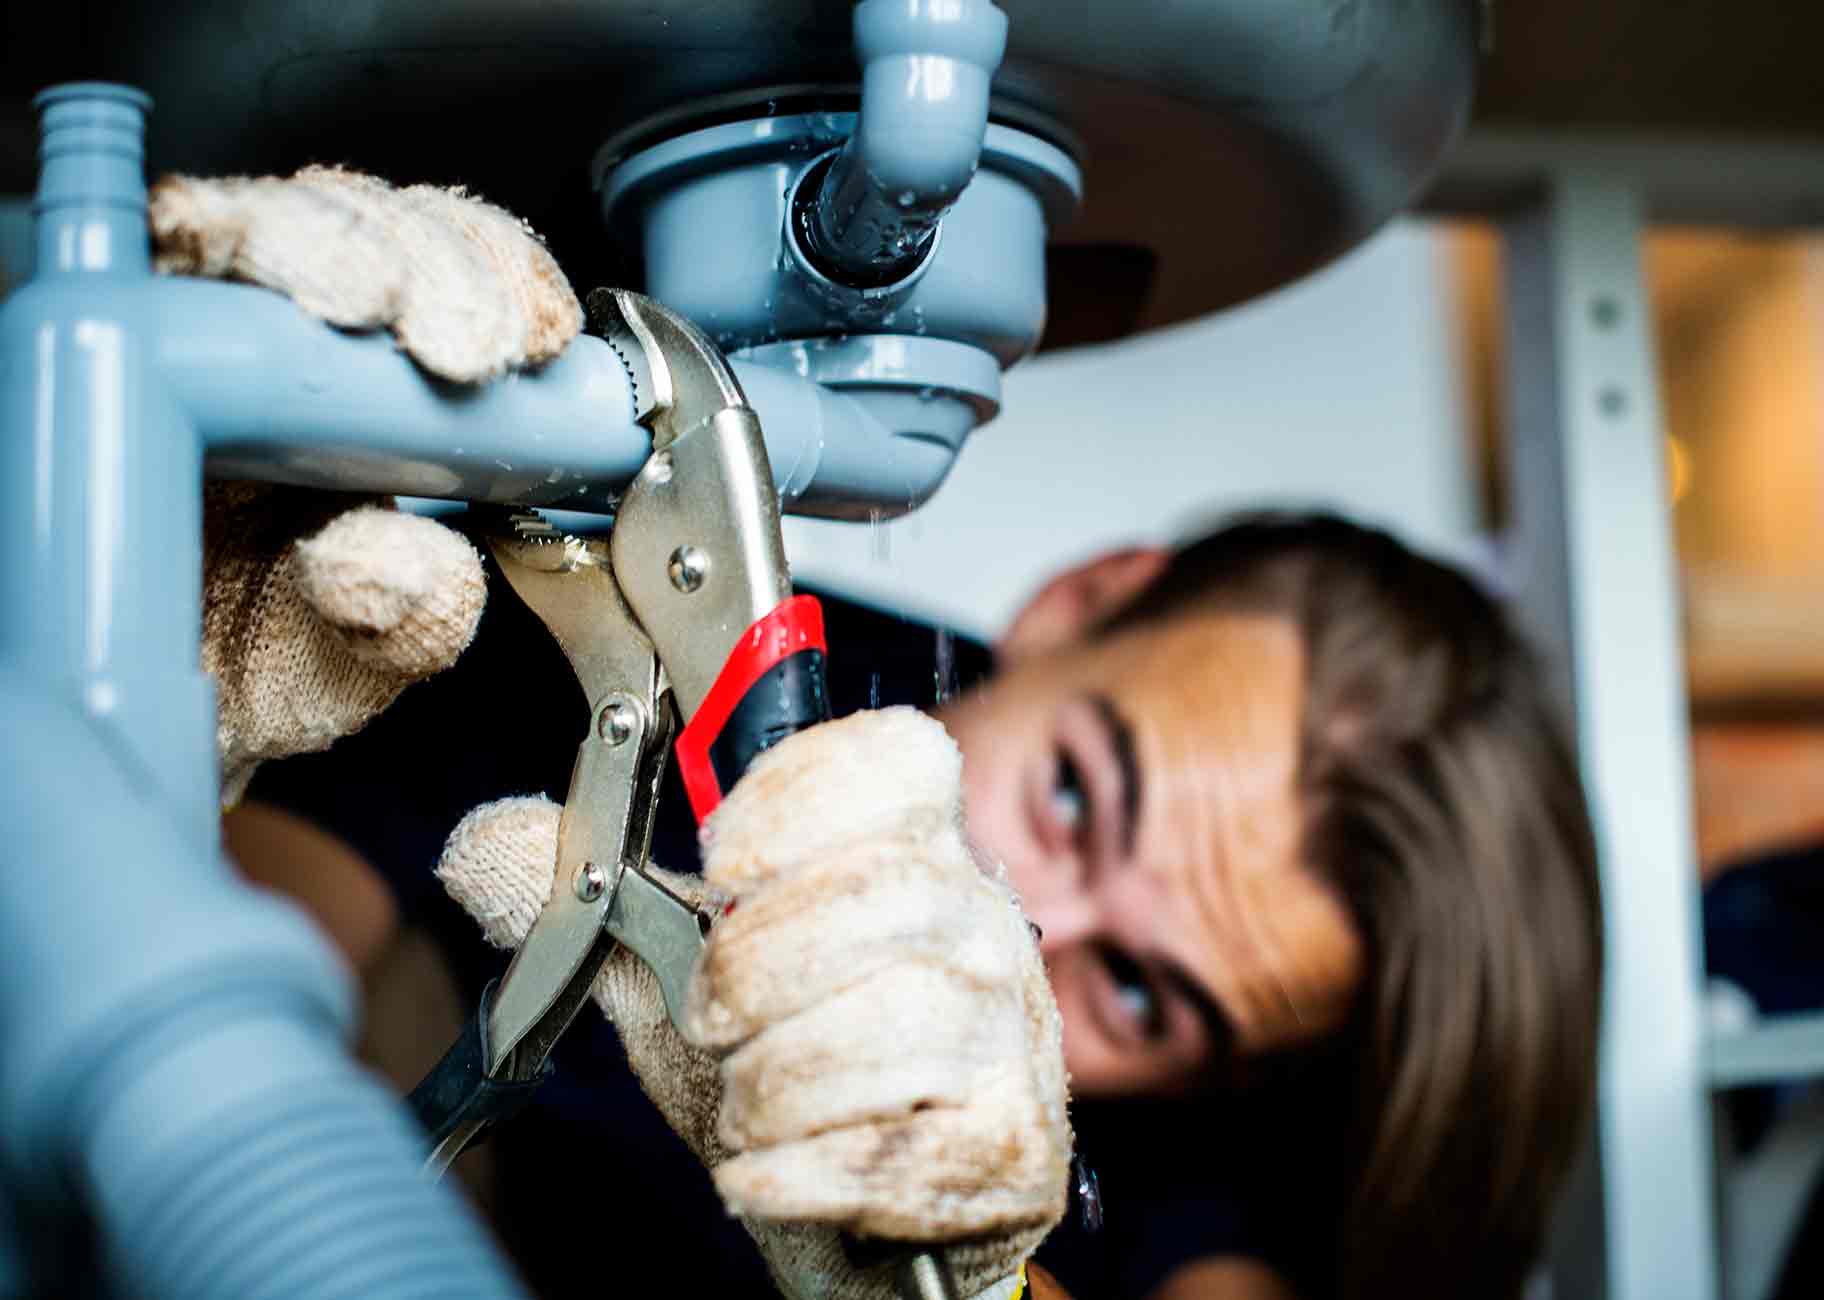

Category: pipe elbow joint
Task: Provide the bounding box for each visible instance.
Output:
[802,0,1008,288]
[852,107,989,207]
[853,0,1006,201]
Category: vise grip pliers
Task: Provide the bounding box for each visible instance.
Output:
[405,290,961,1300]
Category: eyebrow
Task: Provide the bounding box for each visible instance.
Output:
[1088,693,1142,858]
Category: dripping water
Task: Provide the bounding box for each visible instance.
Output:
[933,628,957,706]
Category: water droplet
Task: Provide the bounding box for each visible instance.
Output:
[897,190,917,208]
[933,629,957,705]
[1072,1155,1104,1235]
[869,508,890,563]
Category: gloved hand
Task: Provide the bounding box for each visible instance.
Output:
[150,167,585,802]
[201,482,485,805]
[439,708,1072,1300]
[150,165,580,384]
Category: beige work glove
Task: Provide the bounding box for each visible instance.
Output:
[200,482,486,805]
[440,709,1072,1300]
[151,166,585,803]
[150,165,580,384]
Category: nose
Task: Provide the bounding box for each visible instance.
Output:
[1029,889,1103,955]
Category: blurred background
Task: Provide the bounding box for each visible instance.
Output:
[787,215,1824,884]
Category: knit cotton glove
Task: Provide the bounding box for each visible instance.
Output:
[202,483,486,805]
[438,709,1072,1300]
[154,167,586,803]
[150,165,581,384]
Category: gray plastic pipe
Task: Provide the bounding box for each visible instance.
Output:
[7,108,984,524]
[0,84,525,1300]
[0,681,524,1300]
[798,0,1008,289]
[732,362,973,518]
[169,293,972,520]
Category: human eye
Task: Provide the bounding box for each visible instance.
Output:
[1050,751,1089,839]
[1096,943,1166,1042]
[1045,695,1138,864]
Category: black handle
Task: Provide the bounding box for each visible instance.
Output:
[708,646,831,789]
[675,594,831,821]
[406,981,551,1162]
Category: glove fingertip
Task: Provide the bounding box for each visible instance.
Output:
[294,508,485,680]
[392,310,519,385]
[409,182,583,372]
[236,173,405,330]
[709,1149,795,1223]
[701,708,965,889]
[148,173,245,277]
[436,795,562,949]
[388,183,525,384]
[516,236,583,366]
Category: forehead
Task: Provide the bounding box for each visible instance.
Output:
[1089,610,1305,734]
[1098,610,1304,833]
[1097,613,1354,1046]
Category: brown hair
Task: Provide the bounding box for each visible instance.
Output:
[1112,512,1603,1300]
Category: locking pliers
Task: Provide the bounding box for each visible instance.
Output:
[407,289,828,1156]
[406,291,959,1300]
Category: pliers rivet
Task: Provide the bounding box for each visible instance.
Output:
[598,696,642,746]
[574,862,608,903]
[668,544,709,593]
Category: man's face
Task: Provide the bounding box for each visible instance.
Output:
[937,611,1362,1097]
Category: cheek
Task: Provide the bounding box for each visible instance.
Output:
[942,691,1045,874]
[953,734,1023,862]
[1045,946,1197,1099]
[1045,950,1128,1097]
